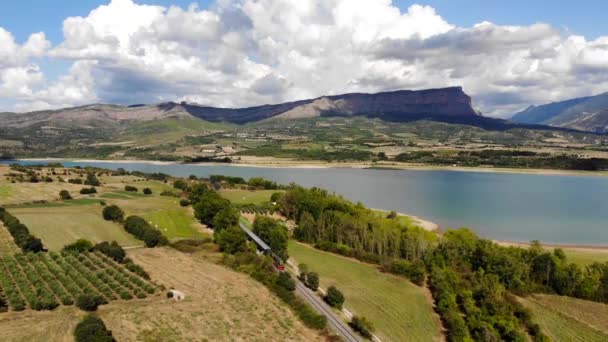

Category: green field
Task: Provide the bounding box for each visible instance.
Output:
[219,189,278,204]
[562,248,608,266]
[109,196,206,240]
[288,241,441,342]
[9,205,141,250]
[520,295,608,341]
[7,198,104,208]
[0,185,9,199]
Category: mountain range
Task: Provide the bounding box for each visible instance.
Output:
[511,92,608,133]
[0,86,581,133]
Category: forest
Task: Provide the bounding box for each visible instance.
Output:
[278,185,608,341]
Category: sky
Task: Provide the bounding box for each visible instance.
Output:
[1,0,607,117]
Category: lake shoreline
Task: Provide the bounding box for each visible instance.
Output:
[14,157,608,177]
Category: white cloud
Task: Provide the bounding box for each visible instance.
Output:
[1,0,608,117]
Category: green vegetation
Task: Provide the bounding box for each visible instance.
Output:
[563,249,608,266]
[219,189,277,204]
[102,205,124,222]
[8,205,140,250]
[0,207,44,252]
[74,315,115,342]
[0,251,156,312]
[123,216,169,247]
[289,241,440,342]
[519,296,608,341]
[141,208,205,240]
[324,285,345,310]
[252,216,288,260]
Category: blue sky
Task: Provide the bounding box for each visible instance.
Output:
[2,0,607,44]
[1,0,607,115]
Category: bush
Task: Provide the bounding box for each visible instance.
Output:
[74,315,115,342]
[76,293,105,311]
[350,316,374,339]
[173,179,187,190]
[123,216,168,247]
[179,199,190,207]
[143,188,152,195]
[59,190,72,200]
[84,173,100,186]
[63,239,93,253]
[387,259,426,286]
[270,192,283,202]
[305,272,319,291]
[80,187,97,194]
[93,241,126,263]
[124,185,138,192]
[102,205,124,222]
[324,286,345,309]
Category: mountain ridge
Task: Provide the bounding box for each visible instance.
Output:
[511,92,608,133]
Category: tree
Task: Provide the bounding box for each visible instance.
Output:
[143,188,152,195]
[305,272,319,291]
[102,205,124,222]
[93,241,126,263]
[76,293,105,311]
[124,185,138,192]
[84,173,100,186]
[270,192,283,202]
[252,216,289,260]
[179,199,190,207]
[350,316,374,339]
[276,272,296,291]
[324,286,345,309]
[193,190,230,226]
[212,206,240,234]
[217,226,248,254]
[63,239,93,253]
[173,179,187,190]
[59,190,72,200]
[74,315,115,342]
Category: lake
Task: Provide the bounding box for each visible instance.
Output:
[4,160,608,245]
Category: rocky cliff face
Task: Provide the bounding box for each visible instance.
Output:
[181,86,481,123]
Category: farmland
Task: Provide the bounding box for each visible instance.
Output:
[519,294,608,341]
[0,248,322,341]
[288,240,442,342]
[9,205,141,250]
[219,189,278,204]
[0,251,157,312]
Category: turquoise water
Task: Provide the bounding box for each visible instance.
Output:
[4,160,608,245]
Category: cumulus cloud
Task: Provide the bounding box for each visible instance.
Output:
[1,0,608,117]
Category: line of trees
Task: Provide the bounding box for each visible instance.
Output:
[123,216,168,248]
[0,207,45,252]
[277,184,608,341]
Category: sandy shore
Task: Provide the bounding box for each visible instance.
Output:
[15,157,608,177]
[495,240,608,251]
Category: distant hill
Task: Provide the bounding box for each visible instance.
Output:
[511,92,608,133]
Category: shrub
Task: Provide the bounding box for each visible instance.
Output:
[350,316,374,339]
[179,199,190,207]
[76,293,105,311]
[124,185,138,192]
[74,315,115,342]
[305,272,319,291]
[59,190,72,200]
[80,187,97,194]
[102,205,124,222]
[324,286,345,309]
[173,179,187,190]
[63,239,93,253]
[93,241,126,263]
[143,187,152,195]
[84,173,100,186]
[123,216,168,247]
[270,192,283,202]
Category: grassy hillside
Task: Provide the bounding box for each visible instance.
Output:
[519,294,608,341]
[219,189,278,204]
[288,240,442,342]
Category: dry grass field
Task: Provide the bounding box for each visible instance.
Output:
[0,248,322,341]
